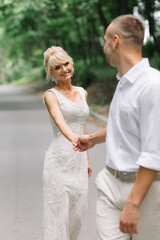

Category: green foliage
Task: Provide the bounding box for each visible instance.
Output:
[143,40,155,57]
[0,0,160,94]
[74,59,96,87]
[92,65,117,81]
[150,52,160,70]
[13,67,43,85]
[8,58,43,85]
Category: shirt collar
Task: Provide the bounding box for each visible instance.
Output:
[116,58,150,84]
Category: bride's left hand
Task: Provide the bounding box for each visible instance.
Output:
[88,162,92,178]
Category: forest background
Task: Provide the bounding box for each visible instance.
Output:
[0,0,160,113]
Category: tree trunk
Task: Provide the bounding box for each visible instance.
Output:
[143,0,159,50]
[97,2,108,28]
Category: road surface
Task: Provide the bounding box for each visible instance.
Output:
[0,85,106,240]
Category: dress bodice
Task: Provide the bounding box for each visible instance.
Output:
[44,86,89,138]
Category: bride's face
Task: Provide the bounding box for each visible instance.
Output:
[52,61,73,82]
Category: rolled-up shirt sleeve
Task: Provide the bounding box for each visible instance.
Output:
[137,83,160,171]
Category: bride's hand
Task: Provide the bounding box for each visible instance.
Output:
[71,135,79,147]
[88,161,92,178]
[73,135,94,152]
[72,136,87,151]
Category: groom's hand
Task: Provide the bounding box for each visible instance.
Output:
[72,135,95,151]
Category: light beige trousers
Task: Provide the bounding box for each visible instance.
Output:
[95,168,160,240]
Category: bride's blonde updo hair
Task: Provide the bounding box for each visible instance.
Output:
[44,46,74,80]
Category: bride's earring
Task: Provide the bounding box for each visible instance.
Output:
[52,76,58,84]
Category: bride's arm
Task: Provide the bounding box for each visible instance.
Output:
[44,91,77,144]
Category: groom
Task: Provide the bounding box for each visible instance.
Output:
[74,15,160,240]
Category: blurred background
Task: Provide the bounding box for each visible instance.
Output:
[0,1,160,239]
[0,0,160,111]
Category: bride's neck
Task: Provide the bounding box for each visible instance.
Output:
[56,81,73,92]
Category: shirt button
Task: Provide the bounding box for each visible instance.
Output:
[120,145,123,149]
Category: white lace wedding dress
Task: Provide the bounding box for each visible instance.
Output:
[43,87,89,240]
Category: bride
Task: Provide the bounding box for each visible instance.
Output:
[43,46,92,240]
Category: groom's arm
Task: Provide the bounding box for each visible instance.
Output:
[73,127,107,151]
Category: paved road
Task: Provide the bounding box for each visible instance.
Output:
[0,85,106,240]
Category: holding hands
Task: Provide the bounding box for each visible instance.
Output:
[72,134,95,152]
[72,135,93,178]
[72,128,107,178]
[73,128,107,152]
